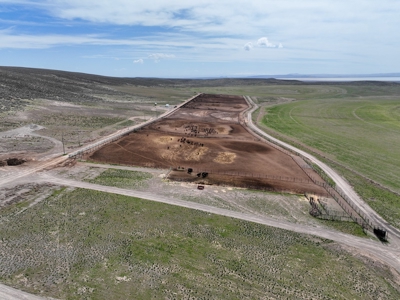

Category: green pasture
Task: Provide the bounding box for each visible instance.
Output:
[189,84,348,103]
[0,188,398,299]
[188,82,400,103]
[249,83,400,227]
[262,98,400,190]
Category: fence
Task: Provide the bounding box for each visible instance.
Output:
[68,93,202,159]
[181,168,315,184]
[307,194,354,222]
[168,167,331,196]
[243,96,387,234]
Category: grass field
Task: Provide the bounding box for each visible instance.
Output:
[0,188,398,299]
[262,98,400,190]
[85,168,153,189]
[187,84,347,103]
[323,160,400,229]
[246,83,400,227]
[186,82,400,102]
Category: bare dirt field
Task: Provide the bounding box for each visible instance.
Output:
[89,94,326,195]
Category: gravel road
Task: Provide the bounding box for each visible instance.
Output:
[0,283,46,300]
[244,96,400,247]
[37,173,400,273]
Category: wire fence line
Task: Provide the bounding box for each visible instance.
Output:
[176,167,318,185]
[302,166,375,230]
[243,97,390,235]
[243,96,388,233]
[169,174,307,195]
[307,194,356,222]
[68,93,202,159]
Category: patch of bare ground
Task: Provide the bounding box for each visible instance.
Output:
[89,94,327,196]
[53,163,342,228]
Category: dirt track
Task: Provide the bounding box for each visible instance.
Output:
[245,96,400,245]
[0,283,45,300]
[35,173,400,274]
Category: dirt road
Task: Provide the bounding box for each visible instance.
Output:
[0,95,201,300]
[37,173,400,273]
[0,283,46,300]
[0,94,199,188]
[244,95,400,246]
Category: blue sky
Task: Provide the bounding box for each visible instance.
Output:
[0,0,399,78]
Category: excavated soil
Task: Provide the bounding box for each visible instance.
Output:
[90,94,327,195]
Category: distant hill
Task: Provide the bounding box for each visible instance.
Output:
[248,73,400,79]
[1,66,399,104]
[0,66,306,102]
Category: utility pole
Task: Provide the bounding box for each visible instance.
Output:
[62,132,65,155]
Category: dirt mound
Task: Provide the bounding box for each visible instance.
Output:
[214,152,236,164]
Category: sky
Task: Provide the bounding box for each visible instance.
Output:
[0,0,399,78]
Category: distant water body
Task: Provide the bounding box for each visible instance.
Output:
[278,77,400,82]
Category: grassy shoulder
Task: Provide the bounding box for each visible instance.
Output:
[330,163,400,229]
[84,168,153,189]
[0,188,399,299]
[316,219,368,237]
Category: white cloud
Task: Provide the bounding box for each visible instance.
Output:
[133,59,144,64]
[0,1,399,74]
[257,37,276,48]
[2,1,400,40]
[244,42,253,51]
[148,53,175,62]
[244,38,282,51]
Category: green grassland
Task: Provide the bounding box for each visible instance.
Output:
[245,83,400,227]
[85,168,153,189]
[263,98,400,190]
[187,84,348,103]
[0,188,399,299]
[187,82,400,102]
